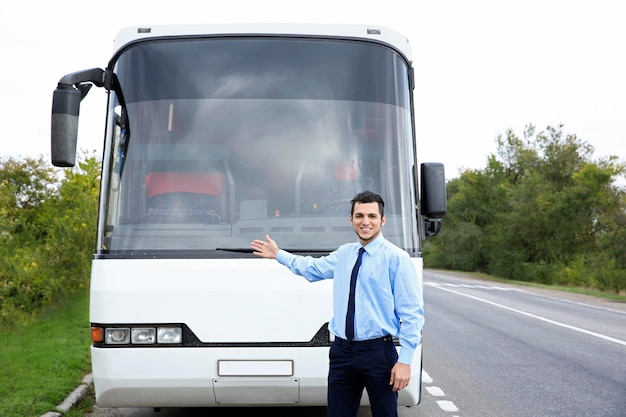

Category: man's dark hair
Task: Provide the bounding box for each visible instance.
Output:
[351,191,385,217]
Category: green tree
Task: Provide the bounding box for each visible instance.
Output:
[0,156,59,324]
[427,124,626,293]
[0,153,100,327]
[0,157,58,243]
[44,155,100,293]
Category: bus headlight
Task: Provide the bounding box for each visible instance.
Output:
[105,328,130,344]
[132,328,156,344]
[158,327,182,344]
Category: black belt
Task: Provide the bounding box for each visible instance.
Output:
[334,335,393,348]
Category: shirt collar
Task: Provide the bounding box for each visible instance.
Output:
[359,234,384,256]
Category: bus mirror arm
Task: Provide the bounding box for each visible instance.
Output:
[51,68,106,167]
[419,162,447,237]
[424,217,442,237]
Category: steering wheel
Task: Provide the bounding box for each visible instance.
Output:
[316,199,352,214]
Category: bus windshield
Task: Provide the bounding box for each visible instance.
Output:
[98,36,418,256]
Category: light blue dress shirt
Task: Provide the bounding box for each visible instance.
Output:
[275,234,424,365]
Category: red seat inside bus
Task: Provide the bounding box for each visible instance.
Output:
[143,172,224,224]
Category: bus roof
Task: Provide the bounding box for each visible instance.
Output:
[113,23,413,62]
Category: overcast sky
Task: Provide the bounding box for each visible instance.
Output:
[1,0,624,180]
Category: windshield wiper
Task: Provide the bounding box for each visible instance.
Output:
[215,248,253,253]
[215,248,331,254]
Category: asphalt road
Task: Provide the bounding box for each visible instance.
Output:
[421,270,626,417]
[85,270,626,417]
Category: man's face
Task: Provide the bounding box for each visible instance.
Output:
[350,201,386,244]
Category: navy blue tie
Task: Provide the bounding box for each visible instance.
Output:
[345,247,365,341]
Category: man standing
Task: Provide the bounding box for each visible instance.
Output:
[250,191,424,417]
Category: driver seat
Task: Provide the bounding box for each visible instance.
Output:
[143,172,224,224]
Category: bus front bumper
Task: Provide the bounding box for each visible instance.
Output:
[91,344,422,408]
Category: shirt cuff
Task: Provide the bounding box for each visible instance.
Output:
[275,249,291,265]
[398,347,415,365]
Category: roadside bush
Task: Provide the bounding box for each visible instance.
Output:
[556,254,626,294]
[0,154,99,329]
[424,221,484,271]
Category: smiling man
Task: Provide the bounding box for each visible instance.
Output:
[250,190,424,417]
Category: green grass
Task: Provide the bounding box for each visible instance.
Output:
[0,289,91,417]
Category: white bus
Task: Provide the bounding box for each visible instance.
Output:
[50,23,446,410]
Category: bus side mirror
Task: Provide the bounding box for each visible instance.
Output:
[51,85,83,167]
[420,162,447,236]
[50,67,105,168]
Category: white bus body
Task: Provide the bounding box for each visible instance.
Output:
[50,23,446,409]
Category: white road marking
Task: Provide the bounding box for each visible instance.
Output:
[428,281,626,315]
[423,369,461,414]
[421,370,433,384]
[427,283,626,346]
[437,400,460,412]
[425,386,445,396]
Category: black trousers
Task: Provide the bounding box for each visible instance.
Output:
[328,336,399,417]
